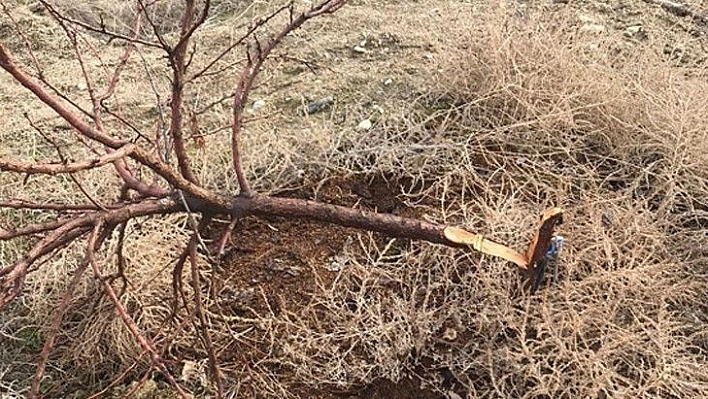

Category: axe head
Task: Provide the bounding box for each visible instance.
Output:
[525,207,564,292]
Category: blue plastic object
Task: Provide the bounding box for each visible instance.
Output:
[545,235,564,260]
[532,235,566,294]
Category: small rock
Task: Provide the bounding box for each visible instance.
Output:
[372,105,384,114]
[76,81,87,91]
[352,45,368,54]
[285,265,302,277]
[586,43,601,52]
[356,119,373,131]
[306,96,334,115]
[443,328,458,341]
[181,360,207,386]
[658,0,690,17]
[577,14,597,24]
[131,379,159,398]
[624,25,647,40]
[447,391,464,399]
[383,77,393,86]
[252,99,266,112]
[222,287,255,304]
[326,256,347,272]
[181,360,199,382]
[664,45,685,57]
[579,24,605,34]
[29,2,47,14]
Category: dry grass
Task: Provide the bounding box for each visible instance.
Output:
[1,0,708,398]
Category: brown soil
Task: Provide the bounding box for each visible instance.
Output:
[208,174,440,399]
[214,174,411,313]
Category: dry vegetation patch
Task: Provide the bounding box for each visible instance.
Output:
[1,0,707,398]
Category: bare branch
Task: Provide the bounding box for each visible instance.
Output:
[0,43,221,202]
[30,261,89,397]
[136,0,171,50]
[0,144,136,175]
[173,0,211,53]
[0,219,77,241]
[0,199,179,307]
[37,0,163,49]
[0,226,89,306]
[136,49,169,162]
[86,223,190,399]
[30,225,117,397]
[230,0,349,197]
[2,2,93,119]
[215,218,237,257]
[186,216,224,397]
[0,3,569,397]
[0,1,44,74]
[85,352,145,399]
[0,200,105,212]
[187,3,292,82]
[26,116,106,210]
[64,9,158,199]
[162,0,214,183]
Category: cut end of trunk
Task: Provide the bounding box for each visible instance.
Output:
[443,226,529,269]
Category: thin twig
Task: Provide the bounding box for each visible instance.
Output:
[187,3,291,82]
[0,219,76,241]
[136,0,171,50]
[85,350,146,399]
[27,115,107,210]
[0,42,213,199]
[87,223,190,399]
[187,217,224,398]
[0,144,136,175]
[0,200,107,211]
[230,0,349,197]
[30,262,88,397]
[164,0,210,184]
[0,1,44,74]
[30,226,113,398]
[37,0,163,48]
[0,199,178,306]
[215,218,238,258]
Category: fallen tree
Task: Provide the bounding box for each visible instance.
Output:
[0,1,561,396]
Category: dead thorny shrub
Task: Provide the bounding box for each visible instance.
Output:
[0,0,558,397]
[227,6,708,399]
